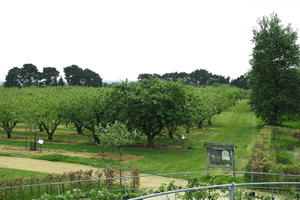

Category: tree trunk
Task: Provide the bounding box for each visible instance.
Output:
[74,122,83,134]
[167,129,174,139]
[186,126,191,134]
[7,131,12,139]
[93,133,100,144]
[208,118,212,125]
[48,133,53,140]
[2,121,17,139]
[167,124,177,139]
[146,134,154,147]
[38,123,44,132]
[197,121,203,129]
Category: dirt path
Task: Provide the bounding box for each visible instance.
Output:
[0,156,187,189]
[0,157,282,200]
[0,144,142,163]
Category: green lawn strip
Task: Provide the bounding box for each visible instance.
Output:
[0,167,46,181]
[32,154,120,168]
[0,100,261,180]
[0,129,93,143]
[283,120,300,129]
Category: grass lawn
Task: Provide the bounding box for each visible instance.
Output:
[0,100,262,178]
[0,168,46,181]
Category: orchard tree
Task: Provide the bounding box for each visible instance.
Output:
[161,81,187,139]
[98,121,139,157]
[0,89,21,138]
[21,88,63,140]
[61,87,108,144]
[250,13,300,125]
[182,86,201,133]
[109,80,166,147]
[61,89,87,135]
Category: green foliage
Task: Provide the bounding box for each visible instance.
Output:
[246,128,272,181]
[0,88,23,138]
[4,67,21,87]
[63,65,102,87]
[40,188,144,200]
[272,132,298,151]
[276,151,294,164]
[181,177,223,200]
[138,69,230,86]
[108,80,246,146]
[98,121,139,156]
[249,13,300,125]
[231,73,249,89]
[0,82,246,147]
[0,99,259,174]
[277,163,300,182]
[41,67,60,86]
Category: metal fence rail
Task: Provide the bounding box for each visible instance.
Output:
[1,171,300,191]
[0,171,299,200]
[129,182,300,200]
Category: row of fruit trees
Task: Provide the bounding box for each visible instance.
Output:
[0,79,247,147]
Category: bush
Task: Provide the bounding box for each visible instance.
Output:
[246,128,272,181]
[276,151,294,164]
[272,133,298,151]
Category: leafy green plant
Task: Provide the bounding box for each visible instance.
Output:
[98,121,139,157]
[276,151,294,164]
[246,128,272,181]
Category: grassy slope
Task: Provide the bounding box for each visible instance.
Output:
[0,100,261,177]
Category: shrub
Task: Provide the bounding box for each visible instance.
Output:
[272,133,298,151]
[276,163,300,182]
[276,151,294,164]
[246,128,272,181]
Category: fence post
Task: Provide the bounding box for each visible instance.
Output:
[230,183,235,200]
[57,184,60,195]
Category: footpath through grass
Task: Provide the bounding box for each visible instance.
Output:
[0,100,261,176]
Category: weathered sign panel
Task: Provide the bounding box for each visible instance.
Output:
[204,142,237,170]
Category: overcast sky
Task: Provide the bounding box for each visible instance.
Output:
[0,0,299,81]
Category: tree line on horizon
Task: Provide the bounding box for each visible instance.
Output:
[138,70,249,89]
[3,64,249,89]
[4,64,103,88]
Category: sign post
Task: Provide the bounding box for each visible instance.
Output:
[204,142,237,176]
[38,139,44,153]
